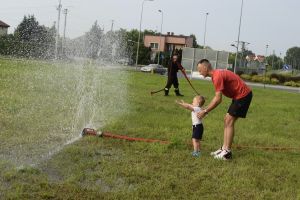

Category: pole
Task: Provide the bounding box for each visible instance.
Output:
[55,0,62,60]
[271,50,275,70]
[157,10,163,65]
[278,52,282,69]
[234,0,244,74]
[111,20,114,32]
[203,12,209,49]
[63,8,68,56]
[240,41,245,68]
[136,0,146,70]
[203,12,209,58]
[264,44,269,89]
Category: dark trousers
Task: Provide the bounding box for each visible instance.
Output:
[165,76,179,89]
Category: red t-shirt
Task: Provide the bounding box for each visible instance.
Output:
[211,69,251,100]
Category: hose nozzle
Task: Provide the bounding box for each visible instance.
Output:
[81,128,102,137]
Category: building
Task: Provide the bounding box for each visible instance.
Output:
[144,32,193,60]
[244,54,267,74]
[0,20,10,36]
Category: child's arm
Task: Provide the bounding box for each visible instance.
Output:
[175,100,194,111]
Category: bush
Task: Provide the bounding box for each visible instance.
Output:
[269,73,294,83]
[263,76,271,84]
[270,73,284,83]
[284,81,299,87]
[270,78,279,85]
[290,76,300,82]
[251,75,264,82]
[250,71,258,76]
[236,71,244,76]
[240,74,251,80]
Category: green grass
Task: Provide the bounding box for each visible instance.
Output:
[0,58,300,199]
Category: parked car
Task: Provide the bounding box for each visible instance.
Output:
[140,64,167,74]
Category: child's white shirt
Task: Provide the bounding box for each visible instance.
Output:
[191,107,202,125]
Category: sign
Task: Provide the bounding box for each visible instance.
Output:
[282,64,292,71]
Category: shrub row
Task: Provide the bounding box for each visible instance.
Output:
[284,81,300,87]
[269,73,300,83]
[239,73,300,87]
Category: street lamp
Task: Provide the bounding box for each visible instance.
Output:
[135,0,154,70]
[203,12,209,49]
[264,44,269,89]
[234,0,244,74]
[157,9,163,64]
[231,43,238,70]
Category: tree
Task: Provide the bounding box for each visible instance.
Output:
[144,29,159,36]
[85,21,103,59]
[285,47,300,70]
[228,53,236,68]
[189,34,203,48]
[266,54,283,70]
[125,29,152,65]
[13,15,55,58]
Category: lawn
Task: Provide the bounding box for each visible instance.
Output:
[0,58,299,199]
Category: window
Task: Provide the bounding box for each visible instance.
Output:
[150,43,159,50]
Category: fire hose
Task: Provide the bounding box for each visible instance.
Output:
[81,128,300,152]
[151,70,200,96]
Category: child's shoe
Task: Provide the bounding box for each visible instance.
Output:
[192,151,200,157]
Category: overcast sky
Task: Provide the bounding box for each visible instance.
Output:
[1,0,299,56]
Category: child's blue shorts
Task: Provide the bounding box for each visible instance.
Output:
[192,124,204,140]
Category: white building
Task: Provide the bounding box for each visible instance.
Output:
[0,20,10,36]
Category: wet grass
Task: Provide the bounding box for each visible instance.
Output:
[0,58,300,199]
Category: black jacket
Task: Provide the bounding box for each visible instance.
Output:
[167,61,184,77]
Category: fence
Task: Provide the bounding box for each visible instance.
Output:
[182,47,229,78]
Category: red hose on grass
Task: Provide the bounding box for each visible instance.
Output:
[81,128,299,151]
[101,132,170,144]
[81,128,169,144]
[233,144,300,151]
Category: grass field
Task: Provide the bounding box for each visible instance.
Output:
[0,58,300,199]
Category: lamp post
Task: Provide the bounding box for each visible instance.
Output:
[135,0,154,70]
[265,44,269,62]
[203,12,209,58]
[234,0,244,74]
[203,12,209,49]
[231,43,238,70]
[278,52,282,69]
[264,44,269,89]
[157,9,163,64]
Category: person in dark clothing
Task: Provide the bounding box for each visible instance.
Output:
[164,54,185,96]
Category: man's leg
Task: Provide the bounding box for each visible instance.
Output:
[223,113,238,150]
[173,76,183,96]
[164,78,172,96]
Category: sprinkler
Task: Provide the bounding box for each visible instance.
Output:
[81,128,102,137]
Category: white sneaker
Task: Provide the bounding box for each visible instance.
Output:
[210,147,223,156]
[214,150,232,160]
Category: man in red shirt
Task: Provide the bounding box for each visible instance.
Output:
[197,59,252,160]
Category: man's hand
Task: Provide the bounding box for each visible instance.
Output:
[197,110,207,119]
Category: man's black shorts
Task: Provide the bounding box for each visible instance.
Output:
[228,91,253,118]
[192,124,204,140]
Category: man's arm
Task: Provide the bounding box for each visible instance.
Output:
[197,91,222,119]
[177,63,185,71]
[176,100,194,111]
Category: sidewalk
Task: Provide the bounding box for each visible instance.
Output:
[245,82,300,93]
